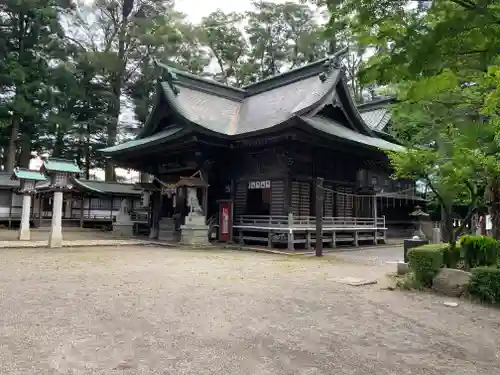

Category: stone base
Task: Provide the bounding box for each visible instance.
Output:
[149,227,158,240]
[397,262,410,275]
[159,218,180,242]
[113,222,134,237]
[184,215,205,226]
[180,224,210,246]
[48,230,63,248]
[18,228,30,241]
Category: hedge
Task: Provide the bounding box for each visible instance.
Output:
[409,243,460,269]
[460,235,500,269]
[408,245,444,287]
[469,267,500,304]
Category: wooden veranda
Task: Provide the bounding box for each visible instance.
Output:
[233,214,386,250]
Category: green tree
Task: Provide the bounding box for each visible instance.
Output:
[245,1,327,81]
[199,10,248,85]
[0,0,73,171]
[72,0,209,180]
[72,0,181,180]
[329,0,500,239]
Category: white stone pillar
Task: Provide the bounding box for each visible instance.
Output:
[65,195,72,219]
[49,191,63,248]
[18,194,31,241]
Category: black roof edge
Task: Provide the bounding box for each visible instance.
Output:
[336,77,375,136]
[155,61,246,100]
[243,58,329,96]
[357,97,396,112]
[154,51,350,100]
[243,47,349,96]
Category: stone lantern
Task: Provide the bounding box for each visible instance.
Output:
[40,158,82,248]
[410,205,430,239]
[11,168,47,240]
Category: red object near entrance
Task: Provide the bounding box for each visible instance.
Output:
[218,200,233,242]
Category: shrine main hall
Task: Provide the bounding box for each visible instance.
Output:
[101,50,420,248]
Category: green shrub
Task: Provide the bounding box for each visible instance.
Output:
[396,272,424,291]
[408,245,444,287]
[469,267,500,304]
[443,243,461,269]
[460,235,500,269]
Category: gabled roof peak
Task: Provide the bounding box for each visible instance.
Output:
[243,47,349,96]
[154,48,349,99]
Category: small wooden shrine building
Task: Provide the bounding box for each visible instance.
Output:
[101,50,422,247]
[0,171,144,230]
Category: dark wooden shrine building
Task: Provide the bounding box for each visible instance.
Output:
[101,51,420,247]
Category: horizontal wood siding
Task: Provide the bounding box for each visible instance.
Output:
[335,185,354,217]
[271,180,285,216]
[323,182,334,217]
[235,181,247,216]
[291,181,311,216]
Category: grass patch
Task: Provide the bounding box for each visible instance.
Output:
[395,272,424,291]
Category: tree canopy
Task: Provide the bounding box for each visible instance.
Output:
[324,0,500,241]
[2,0,357,179]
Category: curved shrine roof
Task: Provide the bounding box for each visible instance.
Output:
[101,50,400,155]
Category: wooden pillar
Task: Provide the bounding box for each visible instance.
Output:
[110,194,114,220]
[202,187,208,221]
[149,190,161,239]
[373,194,378,244]
[80,196,84,228]
[284,172,292,215]
[38,195,43,227]
[315,177,324,257]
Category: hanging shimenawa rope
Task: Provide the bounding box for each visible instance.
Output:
[317,184,421,198]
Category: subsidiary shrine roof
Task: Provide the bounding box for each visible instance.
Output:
[70,178,142,196]
[101,48,401,156]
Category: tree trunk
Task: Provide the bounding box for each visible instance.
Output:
[140,172,150,183]
[5,116,19,172]
[441,204,454,244]
[18,130,33,168]
[105,5,129,181]
[486,177,500,239]
[105,118,117,181]
[53,126,64,157]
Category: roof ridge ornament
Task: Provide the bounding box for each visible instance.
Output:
[319,46,349,82]
[154,58,179,95]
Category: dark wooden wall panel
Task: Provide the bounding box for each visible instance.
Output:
[235,181,247,216]
[323,182,334,217]
[270,180,285,216]
[335,185,354,217]
[291,181,311,216]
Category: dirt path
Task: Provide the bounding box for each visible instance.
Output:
[0,246,498,374]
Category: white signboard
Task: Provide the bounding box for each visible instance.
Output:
[29,156,43,171]
[486,215,492,230]
[248,180,271,190]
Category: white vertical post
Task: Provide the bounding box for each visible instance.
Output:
[373,194,378,244]
[65,195,72,219]
[287,212,294,251]
[49,191,63,248]
[18,194,31,240]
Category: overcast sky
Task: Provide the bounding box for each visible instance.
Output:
[95,0,300,180]
[176,0,289,22]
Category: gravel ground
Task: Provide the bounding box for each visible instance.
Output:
[333,246,404,265]
[0,228,118,241]
[0,246,499,374]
